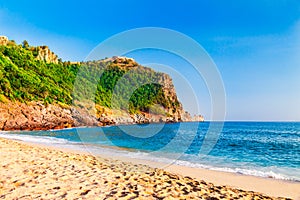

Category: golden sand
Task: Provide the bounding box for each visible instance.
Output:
[0,138,297,199]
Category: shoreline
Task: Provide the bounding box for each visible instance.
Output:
[0,137,299,199]
[1,126,299,184]
[0,120,205,132]
[71,149,300,199]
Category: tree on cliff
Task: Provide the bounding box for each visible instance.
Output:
[22,40,29,48]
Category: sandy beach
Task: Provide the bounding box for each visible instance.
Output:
[0,137,299,200]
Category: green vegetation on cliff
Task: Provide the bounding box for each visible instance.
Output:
[0,41,181,115]
[0,43,77,104]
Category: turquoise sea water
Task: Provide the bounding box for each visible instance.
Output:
[1,122,299,181]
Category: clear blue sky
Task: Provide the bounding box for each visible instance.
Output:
[0,0,299,121]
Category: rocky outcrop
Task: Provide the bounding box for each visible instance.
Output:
[0,102,101,131]
[0,102,73,131]
[0,37,59,64]
[0,36,8,46]
[36,46,58,64]
[191,115,204,122]
[0,100,203,131]
[95,106,203,126]
[157,73,184,122]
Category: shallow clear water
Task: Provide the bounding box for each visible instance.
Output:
[1,122,300,181]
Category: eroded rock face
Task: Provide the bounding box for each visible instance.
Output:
[0,102,103,131]
[36,46,58,64]
[0,101,121,131]
[0,102,72,131]
[0,101,203,131]
[159,74,185,122]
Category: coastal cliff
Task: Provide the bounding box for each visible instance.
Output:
[0,36,203,130]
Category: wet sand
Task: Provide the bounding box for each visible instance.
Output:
[0,138,298,199]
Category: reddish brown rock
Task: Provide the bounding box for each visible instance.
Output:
[0,100,203,131]
[0,102,81,131]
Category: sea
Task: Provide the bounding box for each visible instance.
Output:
[1,122,299,182]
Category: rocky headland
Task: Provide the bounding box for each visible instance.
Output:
[0,36,203,131]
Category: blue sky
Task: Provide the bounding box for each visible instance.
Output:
[0,0,299,121]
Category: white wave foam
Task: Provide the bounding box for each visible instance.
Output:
[49,127,77,132]
[173,159,299,181]
[1,132,299,182]
[0,133,70,144]
[86,146,300,182]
